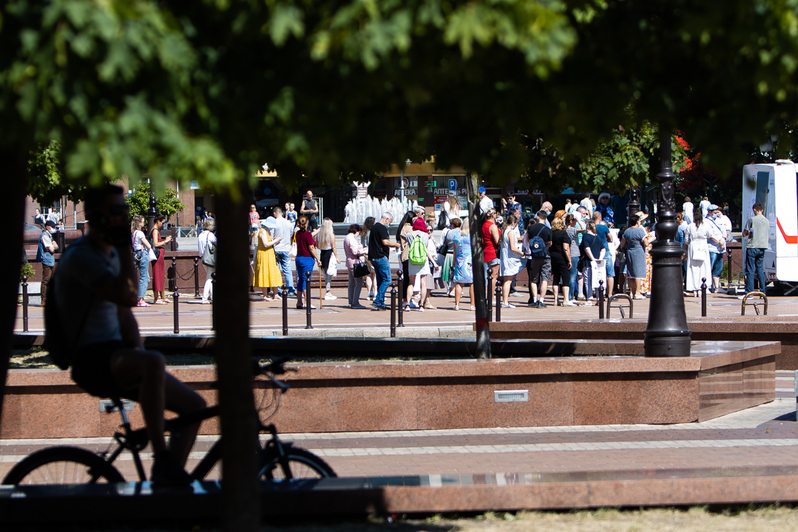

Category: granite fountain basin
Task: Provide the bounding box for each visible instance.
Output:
[0,339,777,439]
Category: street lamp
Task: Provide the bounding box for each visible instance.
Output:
[644,131,691,357]
[399,159,411,205]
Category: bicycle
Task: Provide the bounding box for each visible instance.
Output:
[2,357,335,485]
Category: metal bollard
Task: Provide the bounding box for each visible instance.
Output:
[169,257,177,292]
[701,277,707,317]
[211,272,216,331]
[390,281,397,338]
[21,275,29,333]
[193,257,200,298]
[397,271,405,328]
[281,284,288,336]
[598,280,605,319]
[305,271,313,329]
[741,291,768,316]
[173,289,180,334]
[487,278,493,322]
[495,284,502,322]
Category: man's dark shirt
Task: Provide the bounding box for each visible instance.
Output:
[368,222,391,260]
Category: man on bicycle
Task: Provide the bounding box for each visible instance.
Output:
[53,184,206,486]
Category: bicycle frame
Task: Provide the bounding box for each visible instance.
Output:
[106,402,294,482]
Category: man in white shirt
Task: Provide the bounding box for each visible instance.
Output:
[579,193,593,216]
[478,187,494,214]
[705,204,726,292]
[699,196,712,219]
[271,207,297,297]
[682,196,694,225]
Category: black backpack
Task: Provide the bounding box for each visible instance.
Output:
[43,270,90,370]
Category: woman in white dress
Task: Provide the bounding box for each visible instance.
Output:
[499,213,523,308]
[684,205,712,297]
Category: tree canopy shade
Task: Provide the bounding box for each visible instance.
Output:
[7,1,798,531]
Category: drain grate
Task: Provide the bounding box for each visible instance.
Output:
[494,390,529,403]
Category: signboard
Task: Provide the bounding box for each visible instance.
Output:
[448,179,457,192]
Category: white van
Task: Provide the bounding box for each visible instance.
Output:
[742,161,798,293]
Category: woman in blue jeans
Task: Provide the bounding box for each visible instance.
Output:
[565,214,581,300]
[293,216,321,309]
[130,216,153,307]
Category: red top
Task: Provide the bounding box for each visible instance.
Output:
[295,230,316,257]
[482,220,497,262]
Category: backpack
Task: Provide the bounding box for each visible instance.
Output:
[408,234,428,265]
[43,272,90,370]
[529,226,547,258]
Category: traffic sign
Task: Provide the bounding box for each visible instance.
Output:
[448,179,457,192]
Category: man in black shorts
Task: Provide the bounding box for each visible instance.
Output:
[54,184,206,486]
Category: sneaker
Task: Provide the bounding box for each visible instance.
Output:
[137,301,150,307]
[536,301,547,309]
[151,452,192,487]
[418,307,425,312]
[324,293,337,300]
[409,300,419,309]
[200,300,211,305]
[371,303,387,311]
[501,303,516,309]
[563,301,576,307]
[527,301,537,308]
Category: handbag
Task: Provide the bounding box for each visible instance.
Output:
[202,241,217,267]
[689,239,708,262]
[326,254,338,277]
[134,249,144,262]
[353,262,370,278]
[148,248,158,262]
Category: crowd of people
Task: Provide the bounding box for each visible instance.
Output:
[121,189,751,311]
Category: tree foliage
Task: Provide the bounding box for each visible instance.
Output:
[125,182,185,219]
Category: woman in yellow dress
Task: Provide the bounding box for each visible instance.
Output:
[253,226,283,300]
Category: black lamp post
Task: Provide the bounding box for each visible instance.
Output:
[627,188,640,223]
[644,131,691,357]
[146,181,158,234]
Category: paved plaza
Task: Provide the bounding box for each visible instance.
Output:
[7,285,798,512]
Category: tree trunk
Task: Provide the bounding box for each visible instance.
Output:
[465,171,491,359]
[214,183,260,531]
[0,145,31,432]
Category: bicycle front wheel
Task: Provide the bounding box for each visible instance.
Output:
[259,447,336,482]
[3,446,124,486]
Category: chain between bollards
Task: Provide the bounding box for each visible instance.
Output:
[495,284,502,322]
[390,281,397,337]
[172,288,180,334]
[598,280,605,319]
[21,275,29,333]
[210,272,216,331]
[701,277,707,317]
[305,271,313,329]
[193,257,200,298]
[397,270,404,328]
[281,283,288,336]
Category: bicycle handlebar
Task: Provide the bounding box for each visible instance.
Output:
[253,356,293,393]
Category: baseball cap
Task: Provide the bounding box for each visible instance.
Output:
[709,204,719,210]
[45,220,56,228]
[479,187,485,194]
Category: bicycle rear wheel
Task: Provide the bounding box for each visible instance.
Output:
[3,446,124,486]
[259,447,336,482]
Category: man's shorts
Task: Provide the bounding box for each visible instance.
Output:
[606,256,615,277]
[71,341,140,400]
[527,257,552,284]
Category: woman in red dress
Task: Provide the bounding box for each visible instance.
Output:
[150,214,173,305]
